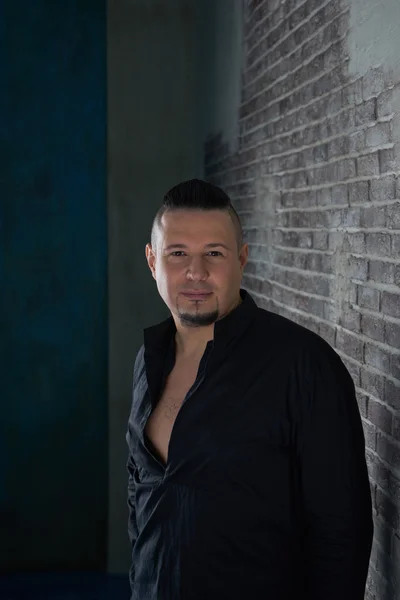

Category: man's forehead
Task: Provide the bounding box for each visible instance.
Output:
[161,209,231,226]
[160,210,233,234]
[161,211,235,238]
[152,209,239,251]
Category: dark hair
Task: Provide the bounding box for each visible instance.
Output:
[151,178,243,250]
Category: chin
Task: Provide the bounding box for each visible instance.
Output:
[179,311,219,327]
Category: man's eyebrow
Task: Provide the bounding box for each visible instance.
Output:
[205,243,232,251]
[163,244,186,251]
[163,243,232,252]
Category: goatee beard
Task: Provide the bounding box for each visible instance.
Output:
[178,309,219,328]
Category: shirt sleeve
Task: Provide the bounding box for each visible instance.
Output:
[297,340,374,600]
[126,345,144,590]
[126,449,139,588]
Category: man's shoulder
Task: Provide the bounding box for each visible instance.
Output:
[251,304,348,376]
[251,304,322,347]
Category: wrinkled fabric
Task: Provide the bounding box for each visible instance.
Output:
[126,289,373,600]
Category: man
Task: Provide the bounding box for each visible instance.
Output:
[126,178,373,600]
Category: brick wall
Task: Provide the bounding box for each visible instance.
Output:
[204,0,400,597]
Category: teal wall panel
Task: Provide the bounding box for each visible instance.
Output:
[0,0,108,571]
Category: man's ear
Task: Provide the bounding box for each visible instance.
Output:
[145,243,157,280]
[239,243,249,271]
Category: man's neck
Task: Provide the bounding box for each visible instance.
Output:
[172,293,243,359]
[174,325,214,360]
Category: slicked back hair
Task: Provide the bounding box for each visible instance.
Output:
[150,179,244,252]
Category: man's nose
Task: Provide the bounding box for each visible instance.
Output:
[186,256,208,281]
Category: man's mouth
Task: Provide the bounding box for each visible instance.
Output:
[181,291,212,299]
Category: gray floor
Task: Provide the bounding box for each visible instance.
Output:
[0,573,130,600]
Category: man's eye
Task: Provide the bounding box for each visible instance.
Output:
[207,251,222,257]
[171,251,186,256]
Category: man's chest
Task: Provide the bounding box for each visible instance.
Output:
[132,348,295,477]
[144,362,200,466]
[137,356,295,531]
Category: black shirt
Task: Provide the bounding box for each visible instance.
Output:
[126,289,373,600]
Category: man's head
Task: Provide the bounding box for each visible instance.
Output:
[146,179,248,328]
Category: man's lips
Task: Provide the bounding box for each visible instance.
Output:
[181,291,212,298]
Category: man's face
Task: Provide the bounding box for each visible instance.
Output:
[146,210,248,328]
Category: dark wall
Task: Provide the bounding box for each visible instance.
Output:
[107,0,199,571]
[1,1,108,571]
